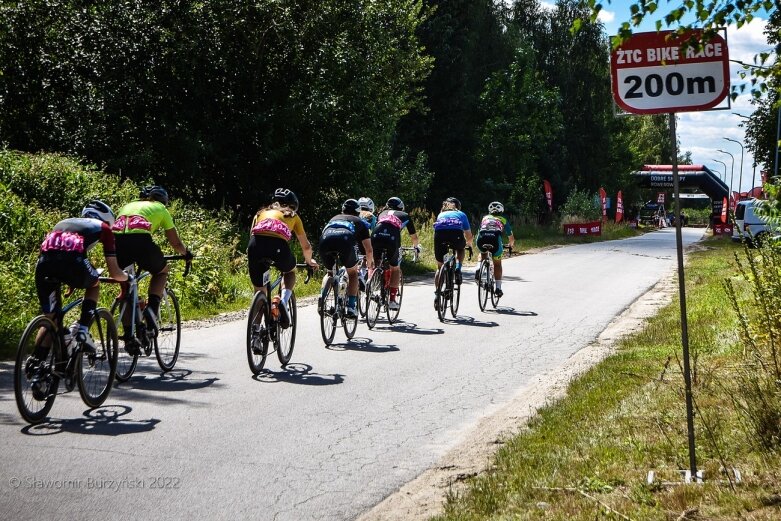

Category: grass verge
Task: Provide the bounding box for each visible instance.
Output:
[434,238,781,521]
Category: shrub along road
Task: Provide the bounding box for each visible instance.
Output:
[0,228,702,520]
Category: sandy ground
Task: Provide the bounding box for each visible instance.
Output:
[356,266,681,521]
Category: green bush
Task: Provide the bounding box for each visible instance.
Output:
[0,150,249,357]
[559,188,600,223]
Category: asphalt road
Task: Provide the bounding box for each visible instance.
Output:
[0,227,703,521]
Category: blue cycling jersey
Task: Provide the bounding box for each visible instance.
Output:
[434,210,470,231]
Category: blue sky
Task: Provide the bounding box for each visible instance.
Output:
[551,1,776,192]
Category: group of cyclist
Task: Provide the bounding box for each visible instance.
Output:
[248,189,514,325]
[34,186,193,356]
[35,186,515,355]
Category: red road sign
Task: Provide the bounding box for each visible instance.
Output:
[610,30,730,114]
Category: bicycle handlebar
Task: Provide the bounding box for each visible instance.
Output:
[399,246,420,263]
[296,263,314,284]
[164,254,194,277]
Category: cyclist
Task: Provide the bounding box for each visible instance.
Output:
[113,186,192,351]
[318,199,374,318]
[249,188,318,328]
[475,201,515,298]
[371,197,420,310]
[433,196,473,309]
[35,201,129,353]
[358,197,377,232]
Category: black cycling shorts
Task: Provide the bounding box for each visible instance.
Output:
[371,225,401,267]
[433,229,466,262]
[247,235,296,287]
[35,252,99,313]
[115,233,166,274]
[318,230,359,270]
[477,230,501,254]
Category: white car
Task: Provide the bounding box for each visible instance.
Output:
[732,198,781,246]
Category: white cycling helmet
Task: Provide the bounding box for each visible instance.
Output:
[358,197,375,212]
[82,200,116,226]
[488,201,504,215]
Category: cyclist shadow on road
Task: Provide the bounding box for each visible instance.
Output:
[326,337,399,353]
[442,315,499,327]
[20,405,159,436]
[253,363,344,386]
[487,307,537,316]
[377,321,444,335]
[113,368,221,395]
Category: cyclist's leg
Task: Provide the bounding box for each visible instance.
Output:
[339,237,360,312]
[131,234,168,317]
[33,257,61,358]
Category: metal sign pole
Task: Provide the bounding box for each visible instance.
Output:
[669,112,697,477]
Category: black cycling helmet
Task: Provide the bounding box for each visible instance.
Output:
[342,198,360,216]
[81,200,115,227]
[386,197,404,211]
[273,188,299,211]
[140,185,169,205]
[445,196,461,210]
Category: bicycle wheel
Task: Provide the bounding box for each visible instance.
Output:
[14,316,61,424]
[435,267,447,322]
[365,269,383,329]
[357,275,366,318]
[78,308,118,408]
[247,291,270,374]
[388,269,404,324]
[153,288,181,372]
[319,278,338,345]
[342,278,358,339]
[276,293,297,366]
[489,269,500,308]
[112,298,139,382]
[477,260,489,312]
[450,267,460,318]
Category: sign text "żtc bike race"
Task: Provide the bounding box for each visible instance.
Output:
[610,30,729,115]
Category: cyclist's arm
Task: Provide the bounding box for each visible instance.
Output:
[464,229,474,245]
[362,238,375,269]
[165,228,189,255]
[295,229,318,267]
[105,256,129,281]
[409,232,420,249]
[507,232,515,249]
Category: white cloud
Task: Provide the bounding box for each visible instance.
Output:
[598,9,616,24]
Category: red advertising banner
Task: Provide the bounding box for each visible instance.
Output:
[616,190,624,223]
[721,196,728,224]
[599,187,607,221]
[713,223,733,235]
[543,180,553,212]
[563,221,602,236]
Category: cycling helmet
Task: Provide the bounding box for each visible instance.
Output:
[445,196,461,210]
[342,198,360,216]
[358,197,375,212]
[273,188,299,211]
[140,185,169,205]
[488,201,504,215]
[386,197,404,211]
[81,200,115,227]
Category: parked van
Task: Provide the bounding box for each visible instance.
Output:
[732,198,781,246]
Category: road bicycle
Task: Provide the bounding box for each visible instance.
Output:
[14,277,119,424]
[476,244,512,311]
[113,255,192,382]
[318,258,359,345]
[435,245,472,322]
[247,263,313,374]
[365,246,419,328]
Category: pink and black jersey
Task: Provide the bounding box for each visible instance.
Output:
[40,218,116,256]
